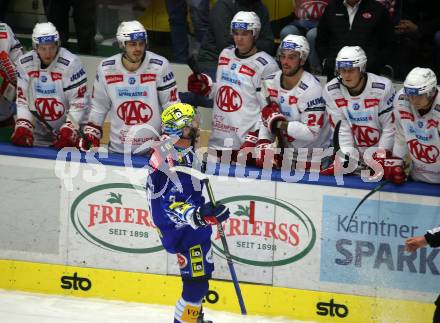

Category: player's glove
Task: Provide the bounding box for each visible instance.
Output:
[78,122,102,151]
[238,130,258,165]
[53,121,79,149]
[193,202,230,227]
[382,157,406,184]
[261,102,286,134]
[187,73,212,96]
[11,119,34,147]
[255,139,281,169]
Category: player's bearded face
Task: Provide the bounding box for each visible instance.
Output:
[280,51,302,77]
[125,40,146,63]
[36,43,58,65]
[339,67,362,89]
[232,30,255,54]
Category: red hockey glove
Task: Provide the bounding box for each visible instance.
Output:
[193,202,230,227]
[11,119,34,146]
[238,130,258,165]
[78,122,102,151]
[255,139,282,169]
[261,102,287,134]
[53,122,79,149]
[383,157,406,184]
[187,73,212,96]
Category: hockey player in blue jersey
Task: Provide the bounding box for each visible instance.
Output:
[147,102,230,323]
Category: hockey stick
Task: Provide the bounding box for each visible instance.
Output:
[344,180,389,231]
[170,165,247,315]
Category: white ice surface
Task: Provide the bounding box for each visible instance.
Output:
[0,289,315,323]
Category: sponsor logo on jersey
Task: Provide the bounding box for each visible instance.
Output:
[70,68,86,82]
[239,65,256,77]
[41,75,47,82]
[264,74,275,80]
[140,73,156,83]
[399,110,415,121]
[289,96,298,104]
[105,74,124,84]
[57,57,70,66]
[215,85,242,112]
[116,86,148,98]
[20,55,33,64]
[434,104,440,113]
[348,112,373,123]
[177,253,188,269]
[128,77,136,85]
[398,94,407,101]
[335,98,348,108]
[117,100,153,125]
[102,59,115,66]
[149,58,163,66]
[35,98,65,121]
[352,103,360,110]
[256,57,268,65]
[77,85,87,98]
[307,97,324,108]
[28,70,40,78]
[299,81,308,90]
[427,119,439,129]
[36,83,56,95]
[372,82,385,90]
[364,98,380,108]
[0,24,6,31]
[327,83,340,91]
[218,56,230,66]
[418,121,424,128]
[408,139,439,164]
[162,71,174,83]
[189,245,205,277]
[221,72,241,85]
[230,63,237,70]
[362,12,372,19]
[0,32,7,39]
[352,124,380,147]
[268,88,278,98]
[51,72,62,81]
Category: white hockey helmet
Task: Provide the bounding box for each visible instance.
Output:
[230,11,261,38]
[116,20,147,49]
[278,34,310,62]
[403,67,438,97]
[335,46,367,72]
[32,22,59,48]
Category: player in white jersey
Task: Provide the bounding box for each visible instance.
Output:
[79,20,179,154]
[256,34,330,169]
[11,22,88,148]
[187,11,278,160]
[0,22,24,127]
[321,46,396,175]
[392,67,440,184]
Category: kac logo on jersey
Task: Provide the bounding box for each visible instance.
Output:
[216,86,242,112]
[408,139,439,164]
[128,77,136,85]
[35,98,65,121]
[351,124,380,147]
[117,100,153,125]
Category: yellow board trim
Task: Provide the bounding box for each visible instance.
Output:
[0,259,434,322]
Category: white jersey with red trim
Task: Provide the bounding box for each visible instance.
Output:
[15,47,88,146]
[0,22,24,122]
[208,47,278,150]
[259,70,331,152]
[89,52,178,154]
[393,88,440,184]
[323,73,396,156]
